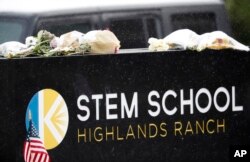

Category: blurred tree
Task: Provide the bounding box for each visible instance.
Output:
[225,0,250,45]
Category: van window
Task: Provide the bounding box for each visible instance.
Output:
[171,13,217,34]
[39,22,91,36]
[109,17,160,49]
[0,18,25,43]
[36,17,92,36]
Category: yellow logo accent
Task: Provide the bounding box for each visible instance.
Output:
[39,89,69,150]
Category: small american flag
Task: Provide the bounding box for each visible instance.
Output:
[23,118,51,162]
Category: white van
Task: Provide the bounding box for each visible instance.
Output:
[0,0,231,49]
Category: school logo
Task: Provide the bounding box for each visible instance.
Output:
[25,89,69,150]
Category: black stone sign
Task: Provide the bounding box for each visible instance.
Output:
[0,50,249,162]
